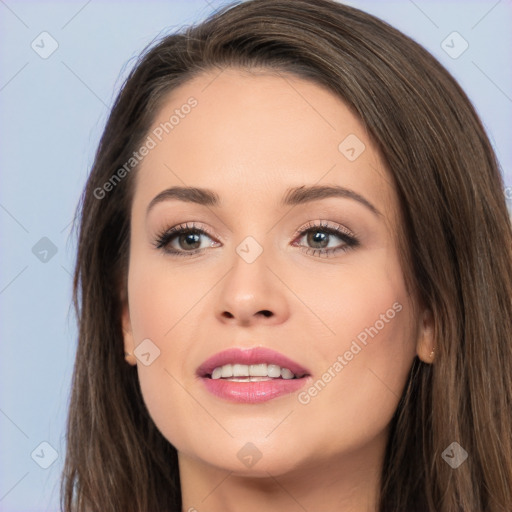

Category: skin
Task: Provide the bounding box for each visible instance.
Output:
[122,67,435,512]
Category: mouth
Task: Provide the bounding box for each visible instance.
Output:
[196,347,311,403]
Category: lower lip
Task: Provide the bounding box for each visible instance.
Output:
[200,376,310,403]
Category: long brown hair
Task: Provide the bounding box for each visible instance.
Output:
[61,1,512,510]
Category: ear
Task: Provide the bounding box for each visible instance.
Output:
[416,307,436,363]
[121,297,137,366]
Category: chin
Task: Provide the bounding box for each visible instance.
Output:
[178,433,310,477]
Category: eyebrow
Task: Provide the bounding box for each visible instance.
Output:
[146,184,382,217]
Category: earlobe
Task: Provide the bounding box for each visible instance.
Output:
[416,308,436,363]
[121,302,137,366]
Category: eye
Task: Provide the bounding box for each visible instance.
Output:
[153,222,219,257]
[153,220,359,259]
[291,220,359,258]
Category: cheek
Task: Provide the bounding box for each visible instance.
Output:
[125,256,217,449]
[297,249,413,363]
[126,251,207,339]
[290,257,416,455]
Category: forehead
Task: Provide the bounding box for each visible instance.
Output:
[132,67,396,221]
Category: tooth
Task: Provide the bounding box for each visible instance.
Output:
[232,364,250,377]
[267,364,281,378]
[249,363,267,376]
[228,376,273,382]
[221,364,233,378]
[281,367,294,379]
[211,367,223,379]
[209,363,299,380]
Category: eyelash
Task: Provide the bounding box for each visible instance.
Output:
[153,220,359,259]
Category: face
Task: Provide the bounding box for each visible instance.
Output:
[122,67,434,477]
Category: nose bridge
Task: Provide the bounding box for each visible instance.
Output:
[228,233,271,303]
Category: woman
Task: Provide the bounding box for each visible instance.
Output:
[60,0,512,510]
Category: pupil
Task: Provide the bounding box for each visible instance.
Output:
[308,231,328,248]
[180,232,200,249]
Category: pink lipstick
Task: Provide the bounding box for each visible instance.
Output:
[197,347,311,403]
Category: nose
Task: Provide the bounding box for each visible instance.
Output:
[215,248,290,327]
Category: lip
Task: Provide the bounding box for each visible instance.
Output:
[196,347,311,404]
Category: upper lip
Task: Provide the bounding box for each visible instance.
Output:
[196,347,310,378]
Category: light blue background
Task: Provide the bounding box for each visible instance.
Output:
[1,1,511,510]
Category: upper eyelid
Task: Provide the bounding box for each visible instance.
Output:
[296,220,356,238]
